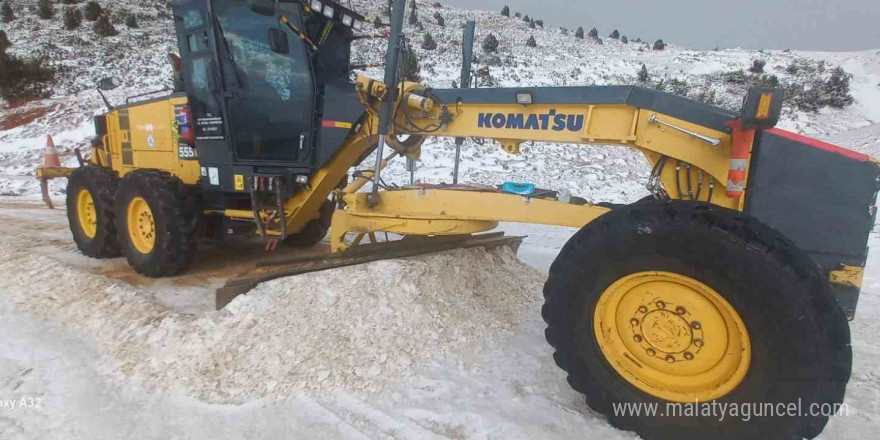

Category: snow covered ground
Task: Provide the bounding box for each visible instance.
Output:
[0,191,879,439]
[2,1,880,439]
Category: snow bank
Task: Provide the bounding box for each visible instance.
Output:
[0,231,543,403]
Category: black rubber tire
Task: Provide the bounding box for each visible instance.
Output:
[283,199,334,247]
[596,195,655,210]
[115,170,197,278]
[66,166,121,258]
[543,200,850,440]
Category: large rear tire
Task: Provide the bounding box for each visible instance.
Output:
[543,200,850,439]
[115,170,197,277]
[66,166,121,258]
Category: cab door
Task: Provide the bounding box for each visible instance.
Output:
[173,0,231,169]
[212,0,316,165]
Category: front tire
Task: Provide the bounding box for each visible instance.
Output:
[543,200,850,439]
[283,199,334,247]
[115,170,197,277]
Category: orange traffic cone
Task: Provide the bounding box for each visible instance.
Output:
[44,135,61,167]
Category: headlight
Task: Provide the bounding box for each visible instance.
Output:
[342,14,353,26]
[515,92,534,105]
[309,0,322,12]
[323,5,335,18]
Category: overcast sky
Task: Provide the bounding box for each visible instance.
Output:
[438,0,879,51]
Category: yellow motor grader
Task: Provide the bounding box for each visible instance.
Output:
[49,0,879,438]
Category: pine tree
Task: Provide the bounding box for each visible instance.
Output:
[621,35,628,44]
[522,14,529,22]
[421,31,437,50]
[823,67,854,108]
[37,0,54,19]
[501,5,509,16]
[514,12,520,18]
[528,18,535,29]
[534,19,543,28]
[526,35,537,48]
[408,8,418,26]
[409,0,417,11]
[588,27,598,39]
[481,33,498,52]
[433,11,444,26]
[637,64,649,82]
[0,29,10,52]
[653,39,666,50]
[575,26,584,39]
[609,29,619,39]
[63,6,82,29]
[94,13,117,37]
[125,13,138,28]
[1,2,14,22]
[400,38,420,82]
[0,34,56,102]
[83,0,101,21]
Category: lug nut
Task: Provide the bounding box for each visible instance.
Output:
[630,318,640,326]
[694,339,704,347]
[634,334,643,342]
[646,348,656,356]
[675,306,687,315]
[665,355,675,363]
[638,306,648,314]
[656,301,666,309]
[684,352,694,360]
[690,321,701,330]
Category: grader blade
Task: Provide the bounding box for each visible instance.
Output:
[215,232,523,309]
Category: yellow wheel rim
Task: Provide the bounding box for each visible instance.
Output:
[76,189,98,239]
[594,271,751,403]
[127,196,155,254]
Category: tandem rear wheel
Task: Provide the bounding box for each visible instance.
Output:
[114,170,197,278]
[66,166,121,258]
[543,200,850,439]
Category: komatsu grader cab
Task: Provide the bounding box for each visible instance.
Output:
[53,0,879,438]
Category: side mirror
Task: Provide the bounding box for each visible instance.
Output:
[247,0,276,16]
[98,77,122,91]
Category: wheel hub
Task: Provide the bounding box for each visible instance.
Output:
[594,271,750,403]
[639,308,694,355]
[127,196,155,254]
[76,189,98,239]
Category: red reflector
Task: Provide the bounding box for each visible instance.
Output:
[179,104,195,146]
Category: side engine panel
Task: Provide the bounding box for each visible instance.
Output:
[97,94,200,185]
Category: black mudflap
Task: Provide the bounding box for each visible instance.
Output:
[746,128,880,319]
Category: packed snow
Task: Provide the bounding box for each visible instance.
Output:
[0,229,543,402]
[2,0,880,439]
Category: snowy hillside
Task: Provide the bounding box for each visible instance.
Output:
[1,0,879,200]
